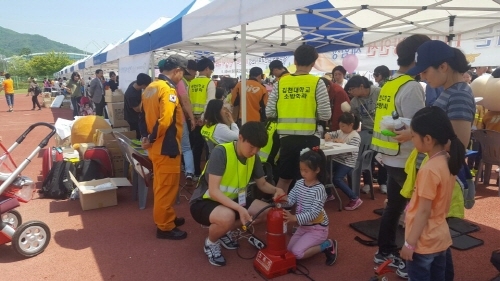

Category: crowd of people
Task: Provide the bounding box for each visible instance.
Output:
[3,33,497,279]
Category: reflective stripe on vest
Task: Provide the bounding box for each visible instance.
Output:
[201,124,217,145]
[258,121,277,162]
[203,142,255,200]
[371,75,414,156]
[189,77,210,114]
[276,75,318,135]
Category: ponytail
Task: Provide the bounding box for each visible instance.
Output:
[448,135,465,175]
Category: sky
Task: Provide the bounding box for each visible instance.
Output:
[0,0,193,54]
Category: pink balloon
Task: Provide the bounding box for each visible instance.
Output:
[342,54,359,73]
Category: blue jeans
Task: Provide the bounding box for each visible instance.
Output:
[181,121,195,175]
[71,96,81,117]
[5,94,14,107]
[331,161,357,200]
[407,249,447,281]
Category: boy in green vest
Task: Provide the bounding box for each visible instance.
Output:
[190,121,285,266]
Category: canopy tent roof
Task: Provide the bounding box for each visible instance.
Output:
[146,0,500,60]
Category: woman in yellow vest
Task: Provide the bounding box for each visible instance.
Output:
[189,122,285,267]
[201,99,239,153]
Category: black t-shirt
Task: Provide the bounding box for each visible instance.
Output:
[108,80,118,92]
[124,81,142,124]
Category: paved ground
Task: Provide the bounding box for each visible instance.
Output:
[1,94,499,281]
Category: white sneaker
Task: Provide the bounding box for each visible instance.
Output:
[380,184,387,194]
[361,184,370,194]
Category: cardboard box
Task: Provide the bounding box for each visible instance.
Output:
[55,134,72,148]
[106,102,129,128]
[69,172,131,211]
[94,128,131,146]
[105,89,125,103]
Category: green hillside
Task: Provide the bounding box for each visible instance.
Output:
[0,26,83,57]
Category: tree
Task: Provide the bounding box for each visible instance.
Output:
[29,52,73,77]
[19,48,32,56]
[6,56,33,77]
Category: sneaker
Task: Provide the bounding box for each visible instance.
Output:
[326,194,335,202]
[380,184,387,194]
[156,227,187,240]
[361,184,370,194]
[344,198,363,211]
[396,259,408,279]
[323,239,338,266]
[185,173,194,181]
[204,239,226,266]
[219,231,239,250]
[373,251,401,268]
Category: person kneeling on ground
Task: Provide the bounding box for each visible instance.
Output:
[189,121,285,266]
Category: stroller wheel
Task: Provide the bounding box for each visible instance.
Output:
[12,221,51,257]
[1,210,22,229]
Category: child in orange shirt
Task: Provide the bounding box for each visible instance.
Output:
[401,106,465,280]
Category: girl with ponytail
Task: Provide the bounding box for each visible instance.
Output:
[400,106,465,280]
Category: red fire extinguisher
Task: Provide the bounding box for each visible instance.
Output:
[265,200,288,256]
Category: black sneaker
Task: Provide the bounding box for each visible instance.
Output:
[204,239,226,266]
[156,227,187,240]
[374,251,400,268]
[219,231,239,250]
[396,259,408,279]
[323,239,338,266]
[174,217,185,227]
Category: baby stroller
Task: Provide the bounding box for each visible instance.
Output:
[0,123,55,257]
[79,96,94,116]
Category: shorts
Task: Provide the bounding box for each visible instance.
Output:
[190,197,255,226]
[278,135,320,180]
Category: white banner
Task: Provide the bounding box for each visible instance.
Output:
[118,52,151,92]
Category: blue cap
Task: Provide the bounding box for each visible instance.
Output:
[406,40,455,76]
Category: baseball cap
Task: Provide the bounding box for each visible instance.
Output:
[158,54,188,70]
[406,40,455,76]
[249,67,263,77]
[268,60,284,75]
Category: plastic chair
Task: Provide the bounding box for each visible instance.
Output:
[350,130,375,197]
[472,130,500,196]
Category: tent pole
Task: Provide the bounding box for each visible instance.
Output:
[241,24,247,125]
[150,51,155,78]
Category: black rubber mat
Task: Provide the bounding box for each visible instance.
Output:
[373,208,384,216]
[447,217,480,234]
[451,234,484,251]
[349,218,405,248]
[449,229,461,238]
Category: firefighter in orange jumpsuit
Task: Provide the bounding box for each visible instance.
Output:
[140,55,188,240]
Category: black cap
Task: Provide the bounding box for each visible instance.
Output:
[249,67,263,78]
[268,60,284,75]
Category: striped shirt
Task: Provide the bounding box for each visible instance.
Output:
[265,76,331,130]
[326,130,361,168]
[433,82,475,122]
[287,179,329,226]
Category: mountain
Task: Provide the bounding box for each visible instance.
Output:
[0,26,84,57]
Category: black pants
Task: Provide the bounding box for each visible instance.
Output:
[71,96,81,117]
[127,120,141,140]
[364,153,387,185]
[189,125,205,175]
[377,165,408,254]
[32,94,41,109]
[95,97,106,117]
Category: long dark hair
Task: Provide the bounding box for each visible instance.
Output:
[299,147,327,185]
[204,99,224,127]
[410,106,465,175]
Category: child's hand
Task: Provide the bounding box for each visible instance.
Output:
[400,244,414,261]
[283,210,297,223]
[333,138,344,143]
[324,134,332,141]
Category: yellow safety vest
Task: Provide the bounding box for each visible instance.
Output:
[201,124,217,145]
[189,77,210,114]
[276,75,318,135]
[371,75,414,156]
[202,142,255,200]
[258,121,277,162]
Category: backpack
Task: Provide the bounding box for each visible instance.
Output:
[77,159,106,181]
[83,147,113,178]
[41,161,76,199]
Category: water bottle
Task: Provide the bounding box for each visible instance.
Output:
[392,111,406,131]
